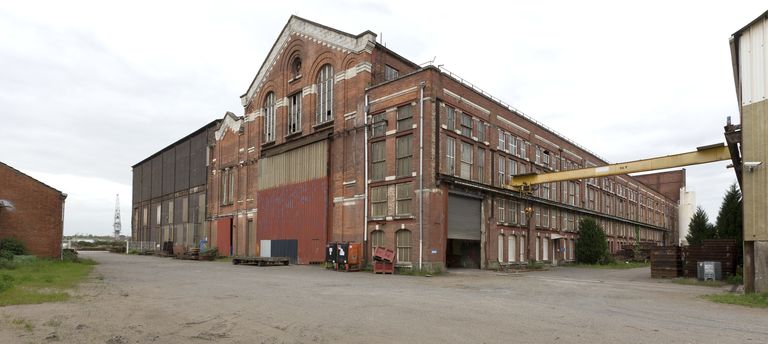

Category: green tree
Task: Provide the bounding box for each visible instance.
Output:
[715,183,743,265]
[575,217,609,264]
[685,206,715,245]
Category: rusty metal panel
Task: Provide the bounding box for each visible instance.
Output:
[257,178,328,264]
[258,140,327,190]
[743,100,768,240]
[162,149,175,195]
[215,217,232,256]
[190,131,207,187]
[174,140,190,192]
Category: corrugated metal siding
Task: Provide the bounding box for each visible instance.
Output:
[174,140,190,192]
[739,17,768,106]
[447,195,482,240]
[257,178,328,264]
[150,156,162,198]
[141,163,151,202]
[132,168,141,204]
[190,131,207,187]
[742,101,768,240]
[258,140,327,190]
[162,149,175,195]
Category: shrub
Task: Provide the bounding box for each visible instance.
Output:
[0,250,13,261]
[0,238,28,256]
[201,247,219,257]
[0,259,16,270]
[62,249,79,262]
[575,217,609,264]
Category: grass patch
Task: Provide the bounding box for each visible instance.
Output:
[569,261,650,269]
[397,266,443,276]
[0,259,95,306]
[671,278,727,287]
[703,292,768,308]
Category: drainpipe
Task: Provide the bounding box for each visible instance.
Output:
[419,81,426,270]
[364,94,369,245]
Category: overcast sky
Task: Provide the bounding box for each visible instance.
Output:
[1,1,764,236]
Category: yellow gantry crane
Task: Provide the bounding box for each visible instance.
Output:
[509,143,732,192]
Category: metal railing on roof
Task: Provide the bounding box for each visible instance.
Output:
[424,63,609,164]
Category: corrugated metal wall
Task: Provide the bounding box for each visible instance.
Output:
[257,140,328,263]
[739,17,768,106]
[258,140,327,190]
[742,100,768,241]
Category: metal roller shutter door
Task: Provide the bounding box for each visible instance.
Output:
[447,195,481,240]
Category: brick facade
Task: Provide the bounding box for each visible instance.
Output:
[0,162,66,258]
[205,16,681,270]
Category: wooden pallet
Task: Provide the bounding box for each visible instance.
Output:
[232,256,290,266]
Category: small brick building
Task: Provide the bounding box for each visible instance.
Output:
[205,16,682,270]
[0,162,66,258]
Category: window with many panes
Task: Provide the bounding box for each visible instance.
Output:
[508,158,516,180]
[263,92,276,143]
[371,186,387,217]
[384,65,399,81]
[477,121,486,142]
[498,155,505,187]
[460,113,472,137]
[372,113,386,137]
[460,142,473,179]
[220,169,234,205]
[497,198,505,222]
[535,146,542,164]
[446,137,455,175]
[498,129,505,150]
[371,140,385,180]
[446,106,456,130]
[316,64,334,124]
[508,133,516,155]
[371,230,385,248]
[541,207,550,228]
[476,148,485,183]
[288,92,302,134]
[397,106,412,131]
[396,135,412,177]
[508,201,518,224]
[519,138,527,159]
[396,229,411,263]
[395,182,412,215]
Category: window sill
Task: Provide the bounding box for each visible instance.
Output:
[261,141,276,148]
[284,131,302,140]
[313,120,334,130]
[288,74,302,83]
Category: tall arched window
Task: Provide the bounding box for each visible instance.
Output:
[316,64,334,124]
[263,92,276,143]
[508,235,516,263]
[396,229,411,264]
[497,234,504,263]
[370,230,385,249]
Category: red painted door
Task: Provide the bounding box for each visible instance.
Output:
[216,217,232,256]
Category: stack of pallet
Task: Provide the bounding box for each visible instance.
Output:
[683,239,737,278]
[373,247,395,274]
[650,246,682,278]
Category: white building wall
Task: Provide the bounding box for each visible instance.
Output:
[678,187,696,245]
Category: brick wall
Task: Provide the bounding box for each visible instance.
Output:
[0,163,65,258]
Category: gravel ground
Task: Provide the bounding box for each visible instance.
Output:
[0,251,766,343]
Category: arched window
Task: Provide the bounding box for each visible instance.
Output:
[263,92,275,142]
[370,230,385,249]
[519,236,526,262]
[396,229,411,264]
[508,235,516,263]
[497,234,504,263]
[316,64,334,124]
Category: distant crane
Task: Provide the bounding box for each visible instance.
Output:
[113,194,121,240]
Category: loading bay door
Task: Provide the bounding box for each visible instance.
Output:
[447,195,481,269]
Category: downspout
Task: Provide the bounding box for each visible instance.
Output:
[419,81,426,270]
[364,94,369,245]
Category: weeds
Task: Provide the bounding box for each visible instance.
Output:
[671,278,727,287]
[569,261,650,269]
[12,318,34,332]
[397,266,443,276]
[703,292,768,308]
[0,258,95,306]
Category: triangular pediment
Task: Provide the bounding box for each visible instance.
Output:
[214,111,243,141]
[239,15,377,108]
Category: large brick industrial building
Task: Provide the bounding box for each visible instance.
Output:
[199,16,681,270]
[0,162,67,258]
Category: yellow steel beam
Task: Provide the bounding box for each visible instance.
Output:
[509,144,731,189]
